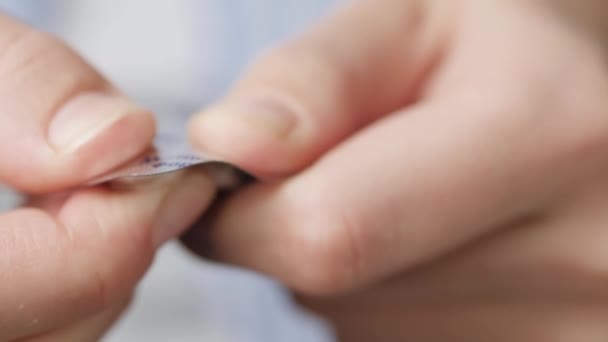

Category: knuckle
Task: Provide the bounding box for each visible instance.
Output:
[553,58,608,164]
[562,103,608,162]
[0,28,60,77]
[535,204,608,293]
[243,39,342,95]
[0,26,103,107]
[546,248,608,292]
[280,192,362,296]
[63,212,154,314]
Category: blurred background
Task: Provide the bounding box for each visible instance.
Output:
[0,1,339,341]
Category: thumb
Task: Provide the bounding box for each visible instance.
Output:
[188,0,451,177]
[0,14,155,193]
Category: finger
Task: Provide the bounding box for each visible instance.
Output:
[24,296,131,342]
[294,184,608,341]
[188,0,452,177]
[360,182,608,302]
[0,14,155,193]
[0,170,215,340]
[184,92,602,295]
[303,297,608,342]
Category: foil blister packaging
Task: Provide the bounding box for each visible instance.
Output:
[90,133,251,190]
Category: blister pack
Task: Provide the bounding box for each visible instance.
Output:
[90,132,250,190]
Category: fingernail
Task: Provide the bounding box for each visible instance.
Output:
[48,92,145,153]
[152,171,216,247]
[193,98,298,140]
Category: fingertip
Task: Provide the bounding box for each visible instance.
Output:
[188,102,308,178]
[180,179,363,296]
[64,103,157,184]
[152,169,218,247]
[0,95,157,194]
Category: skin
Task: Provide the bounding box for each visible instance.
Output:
[3,0,608,340]
[186,0,608,340]
[0,14,216,341]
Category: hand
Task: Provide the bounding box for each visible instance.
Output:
[186,0,608,340]
[0,15,215,341]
